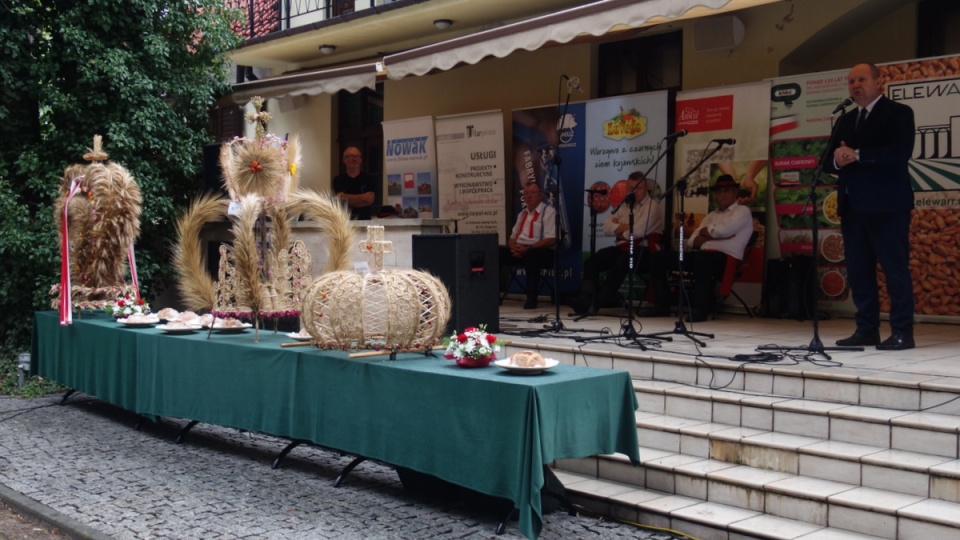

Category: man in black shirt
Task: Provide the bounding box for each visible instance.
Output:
[333,147,380,220]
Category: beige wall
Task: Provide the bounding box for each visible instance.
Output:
[682,0,917,88]
[262,93,337,193]
[255,0,927,194]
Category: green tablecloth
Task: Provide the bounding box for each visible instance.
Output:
[33,311,640,539]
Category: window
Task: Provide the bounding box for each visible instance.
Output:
[598,31,682,98]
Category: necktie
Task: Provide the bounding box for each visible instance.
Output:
[517,209,540,239]
[856,108,868,131]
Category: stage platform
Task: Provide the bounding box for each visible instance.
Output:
[497,297,960,388]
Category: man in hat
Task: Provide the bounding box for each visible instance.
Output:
[649,174,753,322]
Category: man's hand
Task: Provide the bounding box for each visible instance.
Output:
[691,228,711,249]
[834,141,857,168]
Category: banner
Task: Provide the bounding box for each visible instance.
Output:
[383,116,437,219]
[582,91,670,254]
[511,103,587,293]
[769,55,960,319]
[673,82,772,305]
[435,110,507,239]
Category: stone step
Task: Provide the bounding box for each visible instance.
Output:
[633,380,960,459]
[524,343,960,415]
[553,469,960,540]
[630,410,960,503]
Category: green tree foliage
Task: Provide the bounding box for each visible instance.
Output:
[0,1,242,362]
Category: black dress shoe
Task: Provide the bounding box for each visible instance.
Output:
[684,312,709,323]
[876,333,915,351]
[835,330,880,347]
[523,299,538,309]
[637,308,670,317]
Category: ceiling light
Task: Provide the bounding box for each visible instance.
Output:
[319,44,336,54]
[433,19,453,30]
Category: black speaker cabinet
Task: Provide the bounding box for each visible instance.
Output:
[413,234,499,333]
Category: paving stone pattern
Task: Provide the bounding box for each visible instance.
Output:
[0,395,669,539]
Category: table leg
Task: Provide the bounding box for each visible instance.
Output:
[334,456,367,487]
[272,440,305,469]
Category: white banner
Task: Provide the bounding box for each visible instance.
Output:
[383,116,438,218]
[582,91,670,253]
[435,110,506,239]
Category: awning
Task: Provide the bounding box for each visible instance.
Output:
[220,61,379,105]
[222,0,763,103]
[382,0,736,80]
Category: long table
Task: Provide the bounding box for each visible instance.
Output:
[32,311,640,539]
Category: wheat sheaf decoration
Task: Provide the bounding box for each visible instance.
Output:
[51,135,143,324]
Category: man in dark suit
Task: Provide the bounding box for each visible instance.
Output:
[823,63,916,350]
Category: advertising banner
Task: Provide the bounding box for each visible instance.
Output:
[769,55,960,319]
[435,110,507,239]
[383,116,437,219]
[511,103,587,294]
[673,82,772,306]
[581,91,670,254]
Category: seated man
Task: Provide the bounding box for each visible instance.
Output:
[649,174,753,322]
[572,172,663,315]
[500,182,557,309]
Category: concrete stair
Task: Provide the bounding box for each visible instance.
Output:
[505,343,960,539]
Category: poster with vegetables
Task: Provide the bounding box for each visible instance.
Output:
[769,55,960,319]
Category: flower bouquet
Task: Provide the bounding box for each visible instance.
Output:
[104,292,151,319]
[442,324,504,368]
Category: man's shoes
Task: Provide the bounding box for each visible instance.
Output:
[876,333,915,351]
[835,330,880,347]
[637,308,670,317]
[684,312,709,323]
[523,299,538,309]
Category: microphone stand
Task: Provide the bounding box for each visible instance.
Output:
[521,76,594,337]
[646,141,728,346]
[758,106,863,358]
[575,140,677,347]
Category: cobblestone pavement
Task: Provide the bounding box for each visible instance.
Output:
[0,395,673,540]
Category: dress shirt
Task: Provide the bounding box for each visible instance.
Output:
[686,202,753,259]
[510,202,557,246]
[602,195,664,248]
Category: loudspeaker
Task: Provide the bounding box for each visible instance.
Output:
[413,234,499,333]
[693,15,745,52]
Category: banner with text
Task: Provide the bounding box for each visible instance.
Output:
[582,91,670,253]
[769,55,960,319]
[673,82,772,306]
[511,103,587,293]
[435,110,506,239]
[383,116,437,218]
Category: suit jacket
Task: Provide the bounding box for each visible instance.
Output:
[823,95,915,214]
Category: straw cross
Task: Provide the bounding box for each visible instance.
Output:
[359,226,393,272]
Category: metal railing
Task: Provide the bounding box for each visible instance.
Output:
[229,0,392,41]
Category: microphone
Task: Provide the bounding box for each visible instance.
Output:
[663,129,688,141]
[562,74,584,93]
[585,189,608,195]
[713,138,736,146]
[832,97,854,114]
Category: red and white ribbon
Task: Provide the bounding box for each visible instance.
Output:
[59,176,84,325]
